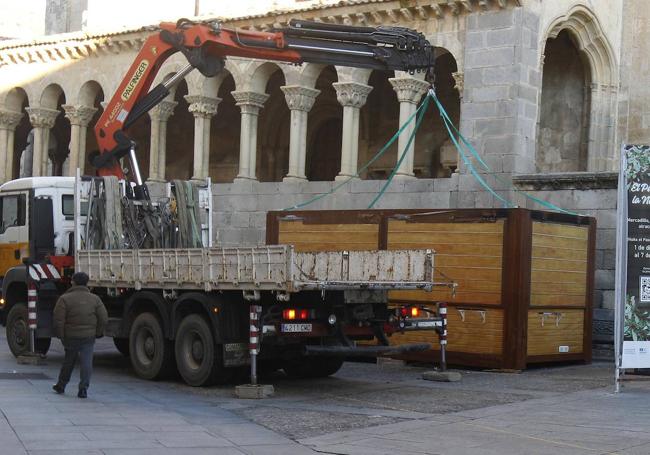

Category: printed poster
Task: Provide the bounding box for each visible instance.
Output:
[620,144,650,368]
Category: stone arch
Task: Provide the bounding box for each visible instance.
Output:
[415,48,460,178]
[257,69,288,182]
[541,6,618,171]
[305,66,340,181]
[209,73,239,182]
[244,61,285,93]
[1,88,30,180]
[76,80,104,107]
[361,70,397,179]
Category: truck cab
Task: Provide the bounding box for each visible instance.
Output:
[0,177,75,351]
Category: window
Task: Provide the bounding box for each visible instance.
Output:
[62,195,74,216]
[0,194,26,234]
[62,194,87,217]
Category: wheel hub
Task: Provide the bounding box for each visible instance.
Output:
[13,320,27,347]
[191,338,204,362]
[144,336,155,358]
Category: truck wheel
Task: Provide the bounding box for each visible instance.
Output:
[6,303,51,357]
[284,357,344,379]
[175,314,229,386]
[113,338,130,357]
[129,312,174,380]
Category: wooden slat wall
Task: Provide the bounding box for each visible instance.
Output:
[530,222,589,307]
[388,307,504,355]
[387,220,505,305]
[526,309,584,356]
[277,221,378,252]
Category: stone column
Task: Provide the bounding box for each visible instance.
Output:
[389,77,430,179]
[280,86,320,182]
[185,95,221,181]
[25,107,59,177]
[0,110,24,182]
[62,105,97,176]
[232,91,269,181]
[332,82,372,180]
[147,100,177,182]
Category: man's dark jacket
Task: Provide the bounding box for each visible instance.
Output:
[53,285,108,339]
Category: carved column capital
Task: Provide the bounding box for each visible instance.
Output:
[389,77,430,104]
[333,82,373,108]
[280,86,320,112]
[26,107,59,129]
[232,91,269,115]
[148,100,177,122]
[452,71,464,98]
[0,109,23,130]
[185,95,221,118]
[62,104,97,127]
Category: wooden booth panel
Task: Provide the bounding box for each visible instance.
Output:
[387,307,504,356]
[526,309,584,356]
[277,221,378,252]
[388,220,505,305]
[530,222,589,307]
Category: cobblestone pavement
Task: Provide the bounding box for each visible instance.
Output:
[0,332,649,454]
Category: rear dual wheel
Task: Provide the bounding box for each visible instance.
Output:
[174,314,230,386]
[129,312,174,380]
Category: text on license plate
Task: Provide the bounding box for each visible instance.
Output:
[281,323,313,333]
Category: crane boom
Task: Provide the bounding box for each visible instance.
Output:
[93,18,434,199]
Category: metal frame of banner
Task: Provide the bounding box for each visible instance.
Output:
[614,143,627,393]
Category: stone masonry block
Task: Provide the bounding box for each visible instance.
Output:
[465,48,515,69]
[595,270,615,290]
[523,10,541,32]
[465,31,486,50]
[250,212,267,230]
[433,174,459,192]
[462,102,497,119]
[482,67,519,86]
[418,191,451,208]
[601,290,615,310]
[255,182,280,195]
[403,179,435,193]
[486,28,519,47]
[457,191,477,208]
[458,173,482,191]
[470,85,512,103]
[349,179,384,193]
[596,228,617,251]
[474,117,516,137]
[223,194,258,212]
[230,212,250,228]
[474,10,515,30]
[463,68,484,88]
[218,229,242,247]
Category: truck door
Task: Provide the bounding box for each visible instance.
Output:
[0,192,28,278]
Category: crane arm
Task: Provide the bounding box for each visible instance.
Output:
[93,19,434,198]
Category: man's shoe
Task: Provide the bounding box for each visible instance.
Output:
[52,384,64,394]
[77,389,87,399]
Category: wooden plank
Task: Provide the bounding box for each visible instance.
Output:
[532,235,588,250]
[532,222,589,240]
[529,294,585,307]
[389,221,505,234]
[531,247,588,261]
[278,222,379,252]
[390,231,503,246]
[387,308,504,355]
[531,270,587,284]
[526,309,584,356]
[531,257,588,273]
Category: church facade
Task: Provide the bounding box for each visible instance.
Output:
[1,0,647,343]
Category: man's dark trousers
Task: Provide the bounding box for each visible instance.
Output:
[57,337,95,391]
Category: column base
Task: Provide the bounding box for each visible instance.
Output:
[146,178,165,184]
[234,176,258,183]
[282,175,307,183]
[334,174,360,182]
[393,173,417,181]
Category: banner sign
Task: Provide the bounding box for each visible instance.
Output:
[618,144,650,369]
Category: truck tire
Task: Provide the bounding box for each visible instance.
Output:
[175,314,229,386]
[6,303,51,357]
[129,312,174,380]
[284,357,344,379]
[113,338,130,357]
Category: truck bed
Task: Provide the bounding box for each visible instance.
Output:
[76,245,434,292]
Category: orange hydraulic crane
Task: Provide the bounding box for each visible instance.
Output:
[92,19,434,199]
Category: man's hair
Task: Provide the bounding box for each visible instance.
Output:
[72,272,89,286]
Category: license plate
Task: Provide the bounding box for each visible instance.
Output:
[281,323,313,333]
[416,320,440,328]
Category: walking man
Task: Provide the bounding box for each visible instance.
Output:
[52,272,108,398]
